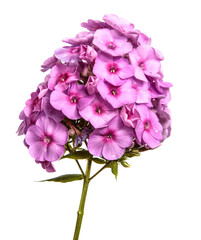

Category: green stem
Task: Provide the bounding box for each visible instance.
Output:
[73,159,92,240]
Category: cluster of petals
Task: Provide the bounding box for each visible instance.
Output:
[18,14,172,173]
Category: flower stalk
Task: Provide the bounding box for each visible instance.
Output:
[73,159,92,240]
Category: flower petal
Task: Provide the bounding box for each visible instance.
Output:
[102,140,124,160]
[143,131,161,148]
[29,141,46,161]
[45,143,65,161]
[26,125,43,145]
[88,131,105,157]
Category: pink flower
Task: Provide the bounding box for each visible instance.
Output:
[93,52,134,86]
[26,117,68,162]
[97,79,137,108]
[79,94,118,128]
[48,63,79,91]
[88,116,134,160]
[135,105,163,148]
[120,104,140,128]
[103,14,134,34]
[93,28,132,56]
[50,83,94,120]
[129,45,162,81]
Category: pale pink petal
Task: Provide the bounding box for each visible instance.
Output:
[135,121,144,143]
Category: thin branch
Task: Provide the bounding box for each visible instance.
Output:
[75,160,85,178]
[89,162,111,181]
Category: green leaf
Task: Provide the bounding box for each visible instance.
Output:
[61,150,92,160]
[91,158,106,164]
[39,174,84,183]
[120,161,131,168]
[111,161,118,180]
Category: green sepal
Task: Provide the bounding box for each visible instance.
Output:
[91,158,106,164]
[120,161,131,168]
[125,149,140,158]
[111,161,118,180]
[39,174,84,183]
[61,150,92,160]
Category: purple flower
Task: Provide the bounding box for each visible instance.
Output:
[79,94,119,128]
[41,56,59,72]
[79,45,97,63]
[103,14,134,34]
[48,63,79,91]
[120,104,140,128]
[97,79,137,108]
[26,117,68,162]
[24,82,48,117]
[54,46,80,63]
[129,45,162,81]
[63,31,94,45]
[35,160,56,172]
[135,105,163,148]
[81,19,110,32]
[88,116,134,160]
[42,93,64,122]
[50,83,94,120]
[93,28,132,56]
[93,52,134,86]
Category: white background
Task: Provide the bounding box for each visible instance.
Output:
[0,0,201,239]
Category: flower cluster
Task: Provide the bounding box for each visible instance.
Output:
[17,14,172,172]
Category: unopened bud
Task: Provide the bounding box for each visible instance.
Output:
[68,129,75,136]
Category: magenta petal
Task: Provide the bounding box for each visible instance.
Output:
[62,102,81,120]
[135,121,144,143]
[26,125,43,145]
[29,141,46,161]
[50,91,68,111]
[143,131,160,148]
[45,143,65,161]
[117,65,134,79]
[53,123,69,145]
[102,140,124,160]
[134,67,147,81]
[88,132,105,157]
[144,60,160,76]
[115,128,134,148]
[36,117,56,135]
